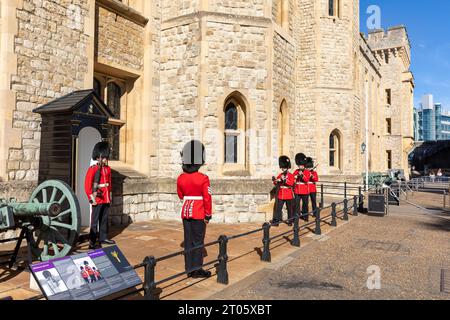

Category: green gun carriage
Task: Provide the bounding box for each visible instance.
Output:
[0,180,81,266]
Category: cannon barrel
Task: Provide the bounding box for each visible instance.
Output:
[7,202,61,218]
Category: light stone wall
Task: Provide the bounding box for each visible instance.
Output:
[210,0,265,17]
[97,5,145,71]
[7,0,90,182]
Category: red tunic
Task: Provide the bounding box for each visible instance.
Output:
[177,172,212,220]
[273,172,294,200]
[84,266,94,276]
[84,165,112,205]
[308,170,319,193]
[293,169,311,195]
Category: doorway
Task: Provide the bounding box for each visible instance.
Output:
[76,127,102,227]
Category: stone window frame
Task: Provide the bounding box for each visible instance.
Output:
[386,88,392,106]
[386,150,392,170]
[94,73,127,162]
[329,129,343,171]
[278,99,290,156]
[386,118,392,135]
[219,91,251,176]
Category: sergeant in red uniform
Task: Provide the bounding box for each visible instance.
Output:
[80,266,89,284]
[294,153,311,221]
[306,157,319,213]
[177,140,212,279]
[271,156,295,227]
[83,261,96,283]
[84,142,115,249]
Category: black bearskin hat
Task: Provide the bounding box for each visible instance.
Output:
[181,140,205,173]
[295,153,307,166]
[279,156,292,169]
[306,157,314,169]
[92,141,110,160]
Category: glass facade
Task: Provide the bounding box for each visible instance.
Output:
[414,102,450,141]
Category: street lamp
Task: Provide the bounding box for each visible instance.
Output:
[361,142,368,191]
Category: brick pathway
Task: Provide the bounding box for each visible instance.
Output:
[212,190,450,300]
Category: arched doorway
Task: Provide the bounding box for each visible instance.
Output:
[76,127,102,227]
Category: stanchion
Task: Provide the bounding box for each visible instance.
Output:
[143,256,160,300]
[358,186,364,212]
[261,223,271,262]
[331,203,337,227]
[343,199,349,221]
[291,214,300,247]
[320,184,324,209]
[314,208,321,235]
[217,235,229,285]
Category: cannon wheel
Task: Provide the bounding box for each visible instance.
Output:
[28,180,81,261]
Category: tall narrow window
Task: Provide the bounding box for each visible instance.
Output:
[224,103,238,163]
[278,100,289,156]
[386,150,392,169]
[329,0,340,17]
[94,78,102,99]
[329,130,341,169]
[276,0,288,30]
[386,118,392,134]
[386,89,392,105]
[107,82,122,161]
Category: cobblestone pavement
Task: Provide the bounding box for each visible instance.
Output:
[212,191,450,300]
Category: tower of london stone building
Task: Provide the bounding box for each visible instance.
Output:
[0,0,414,225]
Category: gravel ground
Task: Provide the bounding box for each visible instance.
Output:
[216,195,450,300]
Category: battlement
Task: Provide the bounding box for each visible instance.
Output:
[366,25,411,51]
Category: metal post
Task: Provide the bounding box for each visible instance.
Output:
[358,186,364,213]
[343,199,349,221]
[353,196,359,216]
[320,184,324,209]
[443,190,446,211]
[143,256,160,300]
[261,223,271,262]
[344,182,347,199]
[217,235,229,285]
[331,203,337,227]
[314,208,321,235]
[291,214,300,247]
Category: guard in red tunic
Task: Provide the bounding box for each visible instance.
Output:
[271,156,295,227]
[84,142,115,250]
[294,153,311,221]
[306,157,319,214]
[177,140,212,279]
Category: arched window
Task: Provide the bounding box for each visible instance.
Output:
[223,93,248,168]
[329,130,341,169]
[224,103,238,163]
[94,78,102,99]
[278,100,289,156]
[107,82,123,161]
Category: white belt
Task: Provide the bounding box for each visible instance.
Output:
[183,196,203,201]
[308,182,315,184]
[280,186,291,189]
[296,183,307,185]
[98,183,109,188]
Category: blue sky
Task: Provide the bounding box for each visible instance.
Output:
[360,0,450,112]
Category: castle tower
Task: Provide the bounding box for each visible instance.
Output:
[296,0,362,178]
[366,26,415,176]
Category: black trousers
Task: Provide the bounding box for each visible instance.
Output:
[183,219,206,273]
[295,194,309,220]
[309,192,317,213]
[89,204,110,244]
[273,199,294,222]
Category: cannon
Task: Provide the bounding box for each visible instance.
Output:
[0,180,80,265]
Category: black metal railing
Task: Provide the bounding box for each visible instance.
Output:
[25,180,367,301]
[131,185,366,301]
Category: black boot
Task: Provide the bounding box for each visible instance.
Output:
[192,269,212,278]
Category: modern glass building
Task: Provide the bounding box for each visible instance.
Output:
[414,95,450,141]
